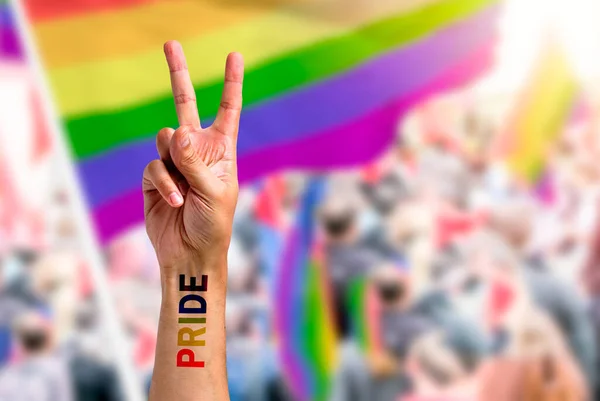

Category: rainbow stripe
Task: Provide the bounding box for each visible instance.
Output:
[347,279,383,353]
[275,179,338,401]
[504,40,578,182]
[20,0,501,243]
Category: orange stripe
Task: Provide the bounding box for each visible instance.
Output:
[33,0,264,69]
[23,0,153,23]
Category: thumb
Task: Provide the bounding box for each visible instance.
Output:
[170,127,223,196]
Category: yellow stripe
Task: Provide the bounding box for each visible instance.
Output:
[507,44,577,179]
[39,0,438,117]
[34,0,265,69]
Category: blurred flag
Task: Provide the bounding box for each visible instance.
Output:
[29,88,52,162]
[275,178,338,401]
[17,0,502,243]
[500,39,579,183]
[0,146,19,243]
[0,0,21,60]
[347,279,383,354]
[255,176,287,296]
[0,0,51,248]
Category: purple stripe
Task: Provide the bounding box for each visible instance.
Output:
[0,25,22,59]
[279,179,323,399]
[79,5,499,209]
[90,41,495,243]
[275,228,311,400]
[235,4,498,153]
[0,4,13,26]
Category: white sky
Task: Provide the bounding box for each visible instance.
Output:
[480,0,600,94]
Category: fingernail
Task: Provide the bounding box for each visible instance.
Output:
[169,192,183,206]
[179,132,191,148]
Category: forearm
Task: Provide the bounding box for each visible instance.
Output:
[149,256,229,401]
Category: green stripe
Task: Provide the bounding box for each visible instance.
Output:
[347,280,369,350]
[66,0,496,160]
[178,317,206,324]
[304,262,332,401]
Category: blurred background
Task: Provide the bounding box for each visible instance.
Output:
[2,0,600,400]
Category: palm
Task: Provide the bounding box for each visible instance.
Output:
[143,42,243,266]
[145,129,233,264]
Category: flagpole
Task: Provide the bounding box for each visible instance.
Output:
[9,2,144,400]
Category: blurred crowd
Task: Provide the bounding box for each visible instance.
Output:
[3,80,600,401]
[217,95,600,401]
[0,59,124,400]
[0,189,123,401]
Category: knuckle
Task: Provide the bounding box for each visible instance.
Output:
[143,160,163,189]
[168,62,188,73]
[157,127,174,140]
[174,94,196,105]
[143,160,155,177]
[173,126,190,138]
[219,100,241,112]
[147,159,163,172]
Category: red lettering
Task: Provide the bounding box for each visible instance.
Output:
[176,348,205,368]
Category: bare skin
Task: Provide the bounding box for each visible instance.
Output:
[144,40,243,401]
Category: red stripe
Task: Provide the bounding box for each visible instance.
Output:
[23,0,155,23]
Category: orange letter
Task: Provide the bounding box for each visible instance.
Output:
[178,327,206,346]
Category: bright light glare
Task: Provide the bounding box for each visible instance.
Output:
[547,0,600,84]
[483,0,600,94]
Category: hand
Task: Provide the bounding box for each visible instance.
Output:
[143,41,244,269]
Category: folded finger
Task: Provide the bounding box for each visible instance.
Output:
[143,159,184,207]
[170,126,223,196]
[156,127,175,162]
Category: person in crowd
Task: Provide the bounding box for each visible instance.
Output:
[402,331,478,401]
[487,205,597,391]
[478,308,587,401]
[385,200,435,296]
[225,301,284,401]
[487,200,541,270]
[68,300,123,401]
[0,310,73,401]
[330,264,486,401]
[319,191,382,336]
[0,252,37,364]
[1,249,45,309]
[360,168,413,258]
[581,199,600,399]
[330,266,432,401]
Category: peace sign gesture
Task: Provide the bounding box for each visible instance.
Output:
[143,41,244,269]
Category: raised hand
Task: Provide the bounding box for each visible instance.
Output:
[143,41,244,268]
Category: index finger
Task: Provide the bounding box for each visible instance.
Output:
[164,41,201,128]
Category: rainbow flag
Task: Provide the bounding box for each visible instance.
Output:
[347,279,383,353]
[503,39,579,182]
[19,0,501,243]
[0,0,21,60]
[275,178,338,401]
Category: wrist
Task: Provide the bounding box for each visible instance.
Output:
[160,255,228,303]
[155,258,228,373]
